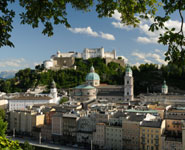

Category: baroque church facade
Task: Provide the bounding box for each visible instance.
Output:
[71,65,134,103]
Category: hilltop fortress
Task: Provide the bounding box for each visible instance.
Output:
[43,47,125,70]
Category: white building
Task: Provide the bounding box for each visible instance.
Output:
[8,81,60,111]
[124,65,134,101]
[82,47,116,60]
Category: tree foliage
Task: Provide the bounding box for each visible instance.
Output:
[0,117,7,137]
[0,58,185,95]
[0,136,22,150]
[0,108,5,120]
[0,116,22,150]
[149,0,185,67]
[22,141,35,150]
[59,97,69,104]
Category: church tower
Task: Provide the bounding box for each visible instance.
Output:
[161,80,168,94]
[124,65,134,101]
[50,80,58,102]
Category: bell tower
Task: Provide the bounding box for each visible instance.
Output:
[124,65,134,101]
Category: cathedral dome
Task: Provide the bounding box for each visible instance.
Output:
[85,66,100,81]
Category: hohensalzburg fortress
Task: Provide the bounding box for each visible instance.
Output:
[43,47,123,70]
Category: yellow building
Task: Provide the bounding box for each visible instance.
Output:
[122,114,145,150]
[140,120,162,150]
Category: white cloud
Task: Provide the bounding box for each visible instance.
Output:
[111,22,132,31]
[131,51,167,65]
[132,62,140,67]
[154,49,161,53]
[154,49,165,55]
[144,59,152,63]
[69,26,115,40]
[137,18,185,44]
[0,58,40,72]
[112,10,121,21]
[132,52,145,59]
[111,11,185,44]
[0,58,25,68]
[100,32,115,40]
[137,36,158,44]
[68,26,98,37]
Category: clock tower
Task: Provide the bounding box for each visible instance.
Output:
[124,64,134,101]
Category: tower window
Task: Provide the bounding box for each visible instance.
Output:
[127,81,129,84]
[127,92,129,95]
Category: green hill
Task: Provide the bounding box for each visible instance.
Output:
[0,58,184,95]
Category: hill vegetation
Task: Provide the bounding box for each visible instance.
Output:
[0,58,184,95]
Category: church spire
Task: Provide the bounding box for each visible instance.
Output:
[90,65,95,72]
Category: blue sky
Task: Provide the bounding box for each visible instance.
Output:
[0,2,183,71]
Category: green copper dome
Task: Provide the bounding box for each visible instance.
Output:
[75,84,95,89]
[125,64,132,73]
[86,66,100,81]
[162,80,168,88]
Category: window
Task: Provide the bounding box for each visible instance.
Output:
[155,135,159,139]
[127,81,129,84]
[147,146,149,150]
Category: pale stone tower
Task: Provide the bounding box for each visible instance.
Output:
[124,65,134,101]
[161,80,168,94]
[50,80,58,101]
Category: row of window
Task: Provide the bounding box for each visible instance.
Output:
[142,129,159,133]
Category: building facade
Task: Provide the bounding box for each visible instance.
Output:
[140,120,162,150]
[93,123,106,149]
[105,125,123,150]
[71,65,134,103]
[9,110,44,134]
